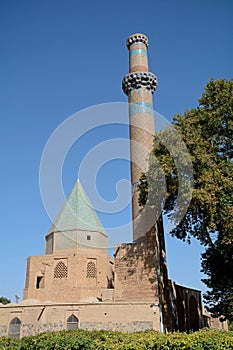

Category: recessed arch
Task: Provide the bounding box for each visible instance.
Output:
[54,261,68,279]
[67,314,79,330]
[8,317,21,338]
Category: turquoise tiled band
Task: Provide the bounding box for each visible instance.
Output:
[129,49,147,56]
[129,102,154,116]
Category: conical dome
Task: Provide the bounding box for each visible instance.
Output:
[45,180,107,253]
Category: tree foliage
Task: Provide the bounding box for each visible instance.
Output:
[0,296,11,305]
[138,78,233,320]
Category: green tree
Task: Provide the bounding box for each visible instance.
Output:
[138,78,233,321]
[0,296,11,304]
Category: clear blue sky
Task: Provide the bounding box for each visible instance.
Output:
[1,0,232,303]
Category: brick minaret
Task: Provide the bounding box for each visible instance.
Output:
[122,34,172,331]
[122,33,157,242]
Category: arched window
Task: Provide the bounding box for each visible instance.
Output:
[86,261,97,278]
[8,317,21,338]
[54,261,68,279]
[67,314,79,330]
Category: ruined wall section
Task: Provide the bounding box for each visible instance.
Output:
[114,227,159,302]
[173,283,203,332]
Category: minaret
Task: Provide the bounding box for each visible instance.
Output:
[122,33,157,241]
[122,34,172,331]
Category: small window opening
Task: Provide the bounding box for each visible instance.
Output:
[8,317,21,338]
[36,276,44,289]
[67,314,79,330]
[87,235,91,240]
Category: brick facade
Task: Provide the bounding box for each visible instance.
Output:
[114,228,158,302]
[0,301,161,337]
[23,247,109,303]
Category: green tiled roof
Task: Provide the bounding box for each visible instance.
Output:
[47,179,106,236]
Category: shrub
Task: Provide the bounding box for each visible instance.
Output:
[0,329,232,350]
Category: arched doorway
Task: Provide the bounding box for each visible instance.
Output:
[67,314,79,330]
[8,317,21,338]
[189,295,199,331]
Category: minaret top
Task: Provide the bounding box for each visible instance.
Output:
[127,33,149,49]
[122,33,157,96]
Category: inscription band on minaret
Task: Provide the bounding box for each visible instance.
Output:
[122,33,157,241]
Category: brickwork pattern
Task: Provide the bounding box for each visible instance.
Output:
[23,248,108,303]
[81,321,153,332]
[122,34,157,236]
[114,227,159,301]
[128,41,148,72]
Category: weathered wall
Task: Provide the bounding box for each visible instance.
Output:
[174,283,203,332]
[169,282,228,333]
[0,301,160,338]
[23,247,109,303]
[114,227,159,302]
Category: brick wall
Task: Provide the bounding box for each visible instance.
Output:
[114,226,159,302]
[0,301,160,337]
[23,247,109,303]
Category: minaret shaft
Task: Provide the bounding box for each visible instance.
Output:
[122,34,172,331]
[122,33,157,241]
